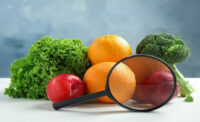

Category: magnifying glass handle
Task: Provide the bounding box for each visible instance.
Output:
[53,91,106,110]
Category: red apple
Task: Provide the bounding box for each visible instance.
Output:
[141,71,179,106]
[46,74,85,103]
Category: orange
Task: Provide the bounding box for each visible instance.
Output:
[83,62,136,103]
[88,35,132,65]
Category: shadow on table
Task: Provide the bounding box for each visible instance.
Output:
[37,101,160,115]
[1,93,165,115]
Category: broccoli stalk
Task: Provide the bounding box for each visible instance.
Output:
[136,33,195,102]
[170,65,194,100]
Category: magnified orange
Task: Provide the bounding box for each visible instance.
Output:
[88,35,132,65]
[83,62,136,103]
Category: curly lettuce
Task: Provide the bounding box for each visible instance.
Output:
[4,36,90,99]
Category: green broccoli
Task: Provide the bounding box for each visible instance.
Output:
[5,36,90,99]
[136,33,194,102]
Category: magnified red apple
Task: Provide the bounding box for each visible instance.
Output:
[141,71,179,106]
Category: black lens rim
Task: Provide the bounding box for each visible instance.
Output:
[106,54,177,112]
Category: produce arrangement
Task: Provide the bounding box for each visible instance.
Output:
[4,33,194,105]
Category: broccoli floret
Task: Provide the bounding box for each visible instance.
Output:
[136,33,194,102]
[5,36,90,99]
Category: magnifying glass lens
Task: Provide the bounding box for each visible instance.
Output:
[108,56,176,111]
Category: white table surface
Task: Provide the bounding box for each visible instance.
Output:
[0,78,199,122]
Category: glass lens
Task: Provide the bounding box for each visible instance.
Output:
[108,56,176,111]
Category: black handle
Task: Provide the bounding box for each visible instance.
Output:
[53,91,106,110]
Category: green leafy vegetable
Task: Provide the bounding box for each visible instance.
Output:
[5,36,90,99]
[184,95,194,102]
[136,33,195,102]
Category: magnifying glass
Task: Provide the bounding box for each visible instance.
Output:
[53,54,177,112]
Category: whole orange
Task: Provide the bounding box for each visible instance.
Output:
[88,35,132,65]
[83,62,136,103]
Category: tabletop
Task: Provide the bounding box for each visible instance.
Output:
[0,78,199,122]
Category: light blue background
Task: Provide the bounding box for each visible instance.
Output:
[0,0,200,77]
